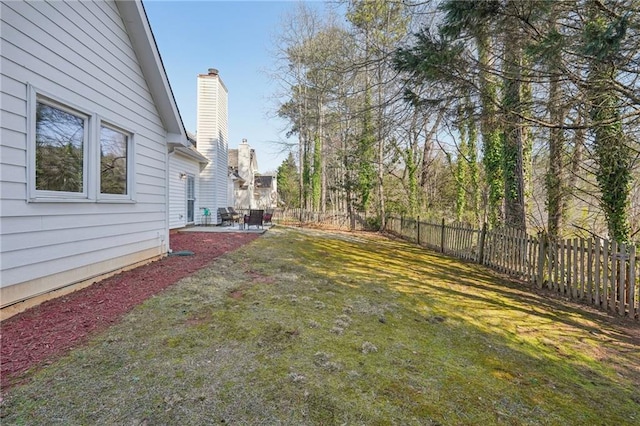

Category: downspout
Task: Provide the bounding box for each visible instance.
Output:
[164,138,170,254]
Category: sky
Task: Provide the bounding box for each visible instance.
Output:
[144,0,320,173]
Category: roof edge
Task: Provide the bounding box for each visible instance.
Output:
[116,0,187,145]
[168,144,209,164]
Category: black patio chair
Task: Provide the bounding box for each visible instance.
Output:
[263,209,274,225]
[244,209,264,229]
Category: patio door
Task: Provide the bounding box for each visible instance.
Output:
[186,175,195,223]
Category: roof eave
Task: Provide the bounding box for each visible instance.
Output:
[169,144,209,165]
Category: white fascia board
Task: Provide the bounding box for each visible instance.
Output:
[116,0,187,146]
[166,132,186,145]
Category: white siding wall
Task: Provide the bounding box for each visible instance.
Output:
[168,153,201,229]
[196,71,228,223]
[216,79,229,210]
[0,0,169,306]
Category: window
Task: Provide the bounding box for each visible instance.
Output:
[186,174,195,222]
[100,124,129,195]
[29,87,135,202]
[35,100,87,194]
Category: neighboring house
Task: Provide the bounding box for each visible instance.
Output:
[227,166,243,211]
[168,132,208,229]
[228,139,257,209]
[228,139,277,210]
[254,175,278,209]
[0,0,188,313]
[196,68,229,225]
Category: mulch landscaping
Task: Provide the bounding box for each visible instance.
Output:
[0,231,260,391]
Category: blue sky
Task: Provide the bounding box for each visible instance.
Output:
[144,0,315,173]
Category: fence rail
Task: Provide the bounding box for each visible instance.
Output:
[387,216,639,320]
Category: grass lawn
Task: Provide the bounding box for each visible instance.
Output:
[1,227,639,425]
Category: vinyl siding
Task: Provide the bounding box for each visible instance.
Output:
[216,81,229,209]
[196,76,218,215]
[0,0,170,306]
[196,73,228,223]
[168,153,201,229]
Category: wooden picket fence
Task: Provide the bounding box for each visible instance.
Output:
[387,216,639,319]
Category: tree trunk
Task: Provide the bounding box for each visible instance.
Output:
[546,71,565,241]
[477,30,503,228]
[586,0,631,242]
[420,108,446,188]
[501,8,526,231]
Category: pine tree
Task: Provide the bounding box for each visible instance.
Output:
[277,152,301,208]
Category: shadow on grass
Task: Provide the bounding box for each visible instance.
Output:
[302,231,640,382]
[309,234,637,334]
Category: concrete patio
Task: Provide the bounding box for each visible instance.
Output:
[177,223,273,234]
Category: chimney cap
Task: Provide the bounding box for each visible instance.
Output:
[208,68,219,76]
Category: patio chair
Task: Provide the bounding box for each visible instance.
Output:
[218,207,234,226]
[263,209,274,225]
[227,207,240,223]
[244,209,264,229]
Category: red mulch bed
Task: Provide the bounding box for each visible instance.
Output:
[0,231,260,391]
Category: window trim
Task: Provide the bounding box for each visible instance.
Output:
[27,85,137,204]
[186,173,196,223]
[28,86,91,201]
[97,120,135,202]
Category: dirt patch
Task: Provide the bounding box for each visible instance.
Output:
[0,231,260,390]
[247,270,276,284]
[229,290,245,299]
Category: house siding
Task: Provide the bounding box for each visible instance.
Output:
[0,0,170,307]
[168,152,202,229]
[216,75,229,211]
[196,71,228,223]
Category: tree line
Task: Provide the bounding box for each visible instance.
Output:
[274,0,640,243]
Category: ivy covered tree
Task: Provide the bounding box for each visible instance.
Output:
[439,0,505,228]
[347,0,409,225]
[583,0,633,242]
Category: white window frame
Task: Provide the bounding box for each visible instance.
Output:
[28,87,91,202]
[97,120,135,202]
[186,173,196,223]
[27,85,136,203]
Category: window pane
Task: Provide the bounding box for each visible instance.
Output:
[35,102,84,192]
[100,126,128,195]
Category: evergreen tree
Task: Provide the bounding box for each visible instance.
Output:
[277,152,301,208]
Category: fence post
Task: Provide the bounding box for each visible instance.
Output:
[417,216,421,245]
[618,243,627,316]
[478,222,487,265]
[536,232,546,289]
[440,218,445,253]
[629,244,637,318]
